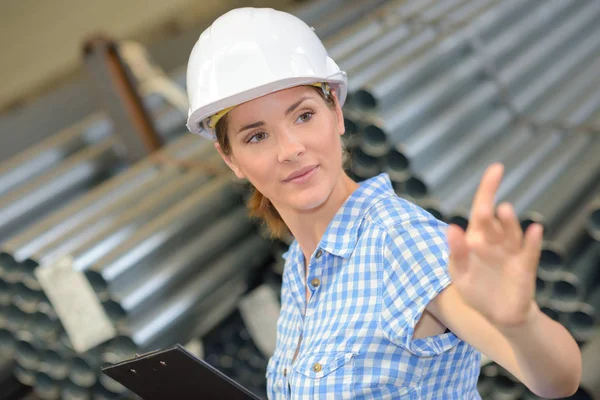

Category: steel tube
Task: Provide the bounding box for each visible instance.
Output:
[61,379,92,400]
[350,148,381,180]
[498,1,600,97]
[359,123,391,158]
[435,125,540,224]
[408,108,513,199]
[34,371,62,400]
[540,186,600,276]
[121,234,269,351]
[493,368,524,400]
[590,201,600,242]
[338,23,411,74]
[1,135,213,265]
[20,154,222,288]
[5,304,29,333]
[354,0,543,108]
[415,0,469,25]
[14,338,40,371]
[69,355,99,388]
[0,137,121,242]
[577,333,600,400]
[39,348,70,381]
[310,0,391,41]
[44,167,226,283]
[348,27,437,96]
[28,167,185,268]
[85,174,241,288]
[512,21,600,116]
[438,0,497,33]
[354,31,470,110]
[530,52,600,126]
[562,79,600,129]
[481,0,578,71]
[399,81,497,173]
[521,137,600,232]
[324,18,386,63]
[13,364,36,387]
[0,328,15,358]
[0,114,110,198]
[0,278,12,305]
[564,288,600,343]
[102,207,254,321]
[500,133,591,221]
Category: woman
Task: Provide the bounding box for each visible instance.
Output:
[185,7,582,399]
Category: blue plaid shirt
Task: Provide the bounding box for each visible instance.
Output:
[266,173,481,399]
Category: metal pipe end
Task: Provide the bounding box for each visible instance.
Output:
[354,89,377,109]
[85,270,108,295]
[102,300,126,324]
[0,252,22,283]
[382,149,410,183]
[520,212,545,235]
[538,247,564,280]
[15,338,39,370]
[589,207,600,241]
[361,126,390,158]
[69,356,98,388]
[33,371,61,400]
[448,212,469,231]
[405,176,428,199]
[0,328,15,357]
[551,273,580,305]
[101,335,137,364]
[0,278,12,305]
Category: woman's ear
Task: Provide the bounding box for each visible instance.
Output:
[330,89,346,136]
[214,142,245,179]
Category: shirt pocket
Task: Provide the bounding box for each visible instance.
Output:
[292,351,357,399]
[266,356,284,399]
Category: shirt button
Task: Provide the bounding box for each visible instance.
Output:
[313,363,322,372]
[315,249,323,259]
[310,278,320,288]
[283,368,287,377]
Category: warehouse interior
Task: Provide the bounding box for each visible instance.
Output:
[0,0,599,399]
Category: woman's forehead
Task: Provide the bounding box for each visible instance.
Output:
[231,86,318,118]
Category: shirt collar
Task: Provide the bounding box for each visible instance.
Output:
[283,173,395,260]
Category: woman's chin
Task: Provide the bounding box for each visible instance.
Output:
[284,190,329,212]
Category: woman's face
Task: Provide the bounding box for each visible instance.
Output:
[216,85,346,213]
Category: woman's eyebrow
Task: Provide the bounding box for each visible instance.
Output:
[285,96,310,116]
[237,121,265,135]
[236,96,312,135]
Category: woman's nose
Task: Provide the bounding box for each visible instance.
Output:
[277,131,306,163]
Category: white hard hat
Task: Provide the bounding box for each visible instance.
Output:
[185,7,348,140]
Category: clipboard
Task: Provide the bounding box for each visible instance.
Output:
[101,344,263,400]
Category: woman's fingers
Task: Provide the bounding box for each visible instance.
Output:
[496,202,523,251]
[469,163,505,243]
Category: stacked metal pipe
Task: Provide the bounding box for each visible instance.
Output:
[0,131,272,398]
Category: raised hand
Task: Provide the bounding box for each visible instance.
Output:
[446,163,544,328]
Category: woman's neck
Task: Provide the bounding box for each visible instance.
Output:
[276,171,359,265]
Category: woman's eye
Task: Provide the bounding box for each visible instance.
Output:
[248,131,267,143]
[297,111,314,124]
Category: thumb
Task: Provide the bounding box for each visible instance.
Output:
[447,224,469,277]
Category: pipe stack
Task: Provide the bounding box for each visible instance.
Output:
[0,131,272,398]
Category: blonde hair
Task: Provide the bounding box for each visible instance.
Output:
[215,85,344,240]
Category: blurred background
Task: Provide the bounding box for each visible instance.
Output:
[0,0,599,399]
